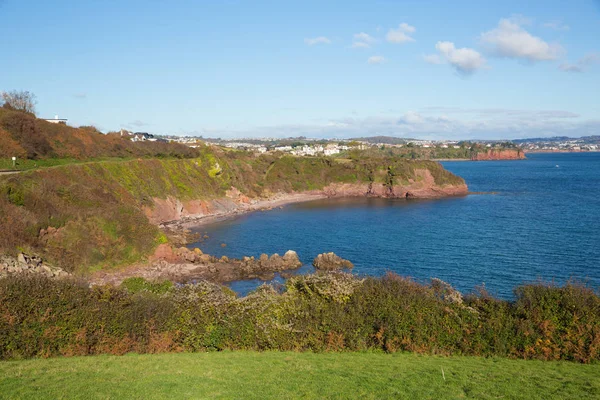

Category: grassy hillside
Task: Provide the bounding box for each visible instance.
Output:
[1,352,598,399]
[0,107,198,161]
[0,143,464,273]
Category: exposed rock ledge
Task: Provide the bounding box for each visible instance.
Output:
[91,246,303,286]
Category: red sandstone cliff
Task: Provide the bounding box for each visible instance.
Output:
[471,149,525,161]
[144,169,468,225]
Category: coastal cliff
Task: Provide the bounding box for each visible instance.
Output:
[145,168,468,226]
[0,150,467,273]
[471,149,525,161]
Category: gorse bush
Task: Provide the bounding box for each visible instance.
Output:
[1,273,598,362]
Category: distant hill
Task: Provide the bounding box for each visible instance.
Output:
[0,107,200,160]
[513,136,600,144]
[350,136,414,144]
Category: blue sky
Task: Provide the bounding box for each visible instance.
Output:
[1,0,599,139]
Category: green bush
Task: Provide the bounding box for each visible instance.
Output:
[121,277,173,295]
[1,274,598,362]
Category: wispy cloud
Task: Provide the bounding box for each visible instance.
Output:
[351,42,370,49]
[125,120,149,129]
[304,36,331,46]
[434,41,487,75]
[423,54,443,65]
[193,108,594,140]
[480,17,564,62]
[559,52,599,73]
[352,32,377,48]
[422,107,580,119]
[386,23,416,44]
[543,21,570,31]
[73,93,87,99]
[367,56,385,64]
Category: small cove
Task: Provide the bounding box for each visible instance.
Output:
[188,153,600,298]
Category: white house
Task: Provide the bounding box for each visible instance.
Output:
[44,115,67,124]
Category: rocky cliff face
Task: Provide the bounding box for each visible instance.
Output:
[146,168,468,225]
[471,149,525,161]
[318,168,468,200]
[0,153,468,274]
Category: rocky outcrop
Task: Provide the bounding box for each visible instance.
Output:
[318,169,468,199]
[0,253,70,278]
[312,252,354,271]
[146,190,326,226]
[144,197,240,225]
[92,248,304,286]
[471,149,525,161]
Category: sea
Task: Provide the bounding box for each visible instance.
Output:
[189,153,600,298]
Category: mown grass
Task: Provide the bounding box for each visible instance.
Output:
[0,351,598,399]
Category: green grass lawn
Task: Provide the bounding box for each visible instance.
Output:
[1,352,598,399]
[0,157,137,172]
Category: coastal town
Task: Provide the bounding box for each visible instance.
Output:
[120,132,600,156]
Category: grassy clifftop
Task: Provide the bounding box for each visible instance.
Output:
[0,147,464,273]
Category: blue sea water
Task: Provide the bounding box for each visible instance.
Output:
[189,153,600,298]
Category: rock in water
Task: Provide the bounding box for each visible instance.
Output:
[282,250,302,268]
[312,252,354,270]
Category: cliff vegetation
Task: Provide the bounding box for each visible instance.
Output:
[0,145,465,273]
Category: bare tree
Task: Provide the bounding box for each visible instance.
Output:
[1,90,37,114]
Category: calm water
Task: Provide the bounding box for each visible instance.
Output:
[190,153,600,298]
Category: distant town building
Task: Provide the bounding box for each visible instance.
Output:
[44,115,67,124]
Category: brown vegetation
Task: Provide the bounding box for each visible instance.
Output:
[0,107,199,160]
[0,273,598,363]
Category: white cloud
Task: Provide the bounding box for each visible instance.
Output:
[543,21,570,31]
[386,23,416,43]
[423,54,443,64]
[367,56,386,64]
[187,107,597,140]
[304,36,331,46]
[559,52,599,73]
[351,32,377,49]
[434,41,487,74]
[398,111,424,124]
[351,41,370,49]
[399,23,416,33]
[354,32,376,43]
[480,18,564,61]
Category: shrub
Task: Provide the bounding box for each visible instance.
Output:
[1,274,599,361]
[121,277,173,295]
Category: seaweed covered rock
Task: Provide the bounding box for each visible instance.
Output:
[312,252,354,270]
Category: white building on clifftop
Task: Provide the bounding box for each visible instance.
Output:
[44,115,68,124]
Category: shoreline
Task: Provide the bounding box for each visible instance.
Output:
[160,192,328,230]
[160,184,470,231]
